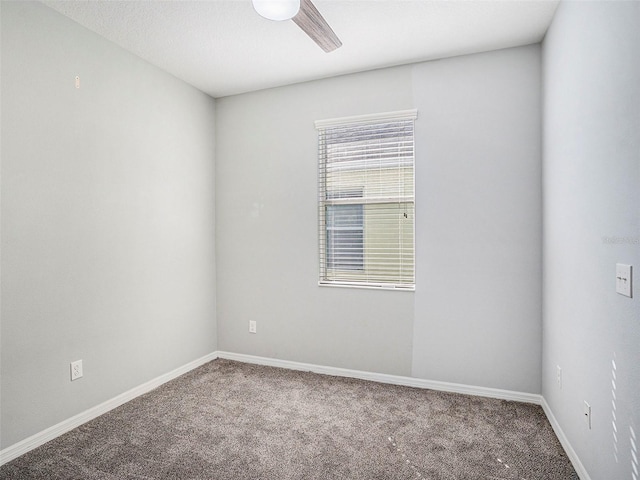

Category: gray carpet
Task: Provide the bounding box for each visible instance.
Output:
[1,359,578,479]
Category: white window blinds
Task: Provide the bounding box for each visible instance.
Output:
[316,110,417,290]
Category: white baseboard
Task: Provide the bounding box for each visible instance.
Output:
[0,351,219,466]
[541,397,591,480]
[216,351,543,405]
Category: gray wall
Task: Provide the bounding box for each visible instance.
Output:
[216,67,417,376]
[216,45,543,392]
[411,47,542,392]
[1,1,217,448]
[542,2,640,479]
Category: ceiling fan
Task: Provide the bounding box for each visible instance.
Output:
[252,0,342,53]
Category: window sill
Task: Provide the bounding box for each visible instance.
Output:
[318,281,415,292]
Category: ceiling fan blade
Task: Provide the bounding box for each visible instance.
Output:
[292,0,342,53]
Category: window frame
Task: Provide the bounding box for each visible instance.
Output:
[316,109,417,291]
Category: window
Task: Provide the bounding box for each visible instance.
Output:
[326,204,364,271]
[316,110,417,290]
[325,189,364,271]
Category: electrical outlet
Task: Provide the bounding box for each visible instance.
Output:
[70,360,83,381]
[584,401,591,429]
[556,365,562,389]
[249,320,257,334]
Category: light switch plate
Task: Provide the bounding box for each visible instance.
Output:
[616,264,632,298]
[583,401,591,429]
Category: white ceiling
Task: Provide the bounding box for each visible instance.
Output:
[42,0,560,98]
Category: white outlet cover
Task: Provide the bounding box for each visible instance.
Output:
[249,320,257,334]
[616,264,632,298]
[70,360,83,381]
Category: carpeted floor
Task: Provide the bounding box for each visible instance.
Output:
[1,359,578,479]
